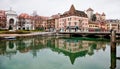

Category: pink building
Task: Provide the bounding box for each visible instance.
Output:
[0,10,6,29]
[58,5,88,32]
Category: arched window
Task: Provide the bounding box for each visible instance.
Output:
[9,18,14,24]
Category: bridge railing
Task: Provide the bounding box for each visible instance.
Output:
[58,29,111,33]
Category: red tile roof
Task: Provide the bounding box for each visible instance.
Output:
[0,10,6,16]
[86,8,94,11]
[19,13,31,19]
[61,4,88,18]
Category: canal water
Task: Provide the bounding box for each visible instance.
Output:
[0,36,120,69]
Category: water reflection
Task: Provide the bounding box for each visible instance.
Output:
[55,38,106,64]
[110,42,120,69]
[0,37,53,58]
[110,42,116,69]
[0,37,119,69]
[0,37,107,61]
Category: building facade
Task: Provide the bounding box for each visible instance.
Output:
[86,8,106,21]
[6,9,18,30]
[46,13,60,32]
[86,8,106,32]
[58,5,88,32]
[106,19,120,32]
[32,15,48,30]
[0,10,6,29]
[18,13,34,30]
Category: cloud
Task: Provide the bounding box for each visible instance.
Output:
[0,0,120,19]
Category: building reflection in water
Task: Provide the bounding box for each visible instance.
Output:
[0,36,119,68]
[55,38,106,64]
[6,41,17,60]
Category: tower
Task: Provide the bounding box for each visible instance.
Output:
[101,12,106,20]
[86,8,94,20]
[69,4,76,15]
[32,11,37,16]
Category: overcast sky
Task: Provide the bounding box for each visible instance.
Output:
[0,0,120,19]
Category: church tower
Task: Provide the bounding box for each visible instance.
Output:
[101,12,106,20]
[86,8,94,20]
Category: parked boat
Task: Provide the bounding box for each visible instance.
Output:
[4,36,16,40]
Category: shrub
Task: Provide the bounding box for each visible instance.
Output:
[0,30,31,34]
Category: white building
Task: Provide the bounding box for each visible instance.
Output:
[6,8,18,30]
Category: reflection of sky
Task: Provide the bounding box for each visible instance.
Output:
[117,46,120,69]
[0,37,120,69]
[117,46,120,56]
[0,45,117,69]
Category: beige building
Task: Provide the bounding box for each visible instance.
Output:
[106,19,120,32]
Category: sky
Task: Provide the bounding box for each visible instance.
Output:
[0,0,120,19]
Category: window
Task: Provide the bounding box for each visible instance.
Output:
[70,18,71,20]
[68,18,71,21]
[74,22,77,25]
[69,22,71,26]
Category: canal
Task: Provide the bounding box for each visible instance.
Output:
[0,36,120,69]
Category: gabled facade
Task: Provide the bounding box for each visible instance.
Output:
[58,5,88,32]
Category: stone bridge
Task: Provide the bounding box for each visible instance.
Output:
[58,31,120,37]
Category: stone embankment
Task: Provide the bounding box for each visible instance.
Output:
[0,32,57,39]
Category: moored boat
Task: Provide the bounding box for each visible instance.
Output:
[4,36,16,39]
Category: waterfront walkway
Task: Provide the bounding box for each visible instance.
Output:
[0,32,56,37]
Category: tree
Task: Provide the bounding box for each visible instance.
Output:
[92,14,96,21]
[9,25,13,30]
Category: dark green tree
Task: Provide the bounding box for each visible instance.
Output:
[92,14,96,21]
[9,25,13,30]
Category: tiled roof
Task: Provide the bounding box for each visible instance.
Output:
[86,8,94,11]
[19,13,31,19]
[61,4,87,18]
